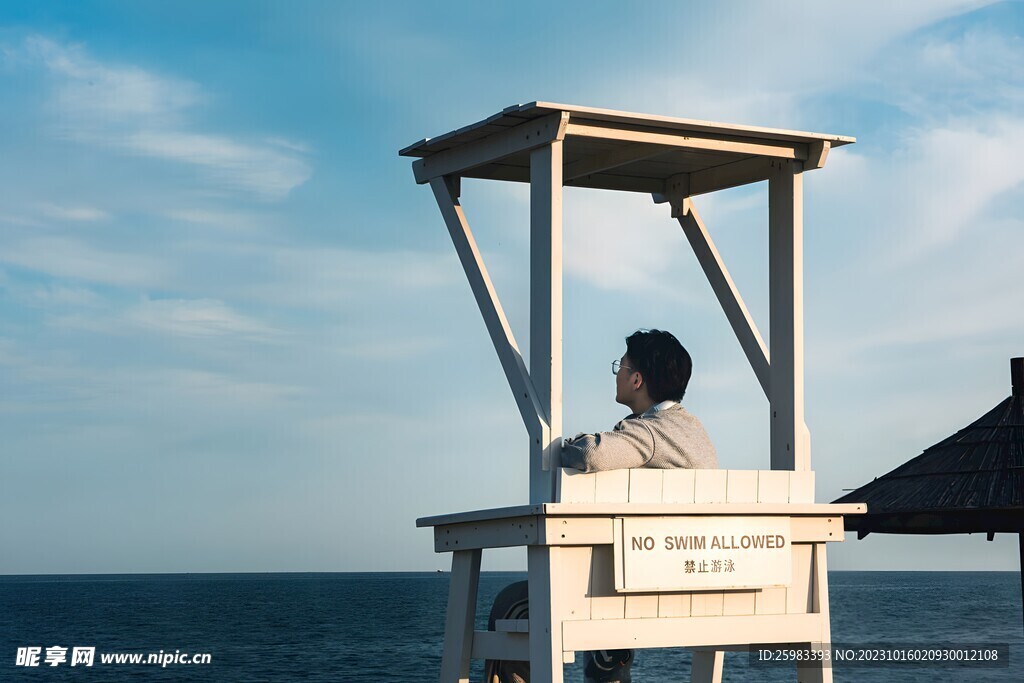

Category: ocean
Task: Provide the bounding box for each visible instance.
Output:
[1,571,1020,681]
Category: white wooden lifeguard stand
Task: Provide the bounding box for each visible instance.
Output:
[402,103,866,683]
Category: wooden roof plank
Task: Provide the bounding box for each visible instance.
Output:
[412,113,568,184]
[400,102,855,163]
[564,122,805,160]
[527,101,855,146]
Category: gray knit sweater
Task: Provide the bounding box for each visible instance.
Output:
[560,403,717,473]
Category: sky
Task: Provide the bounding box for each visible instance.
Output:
[1,0,1022,573]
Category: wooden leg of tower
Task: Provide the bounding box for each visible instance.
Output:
[768,160,807,471]
[691,650,724,682]
[528,545,565,683]
[797,543,833,683]
[440,549,482,683]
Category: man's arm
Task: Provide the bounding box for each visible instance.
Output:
[560,418,657,473]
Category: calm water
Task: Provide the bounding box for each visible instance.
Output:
[1,571,1020,681]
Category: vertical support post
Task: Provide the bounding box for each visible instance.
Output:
[797,543,833,683]
[528,545,565,683]
[1019,532,1023,633]
[691,650,724,682]
[439,549,482,683]
[768,161,808,471]
[530,141,564,504]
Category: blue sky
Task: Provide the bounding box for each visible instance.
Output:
[1,1,1022,573]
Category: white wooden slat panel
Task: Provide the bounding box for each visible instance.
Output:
[543,517,612,546]
[628,469,664,503]
[662,469,696,503]
[625,593,660,618]
[755,588,788,615]
[722,590,757,616]
[495,619,530,633]
[690,591,724,617]
[790,516,843,543]
[588,545,625,620]
[470,630,529,661]
[434,514,839,551]
[426,502,863,525]
[757,470,790,504]
[594,469,630,503]
[560,546,593,622]
[789,470,815,503]
[557,469,596,503]
[562,613,826,652]
[433,517,539,552]
[694,470,728,503]
[706,592,725,617]
[726,471,758,503]
[657,592,692,618]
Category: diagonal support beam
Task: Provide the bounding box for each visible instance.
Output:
[678,199,770,399]
[414,113,569,184]
[676,198,812,471]
[429,177,547,441]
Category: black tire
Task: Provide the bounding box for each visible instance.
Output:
[483,580,530,683]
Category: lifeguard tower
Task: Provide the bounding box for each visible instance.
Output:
[401,103,866,683]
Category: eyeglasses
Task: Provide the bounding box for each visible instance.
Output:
[612,360,636,376]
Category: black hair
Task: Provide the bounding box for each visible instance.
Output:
[624,329,693,402]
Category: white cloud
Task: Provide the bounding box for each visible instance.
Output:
[231,244,464,310]
[584,1,999,126]
[331,336,443,361]
[27,284,103,308]
[0,339,302,411]
[811,118,1024,266]
[562,188,704,300]
[45,297,281,344]
[125,298,281,340]
[870,24,1024,120]
[124,130,311,199]
[1,236,168,287]
[161,368,302,403]
[26,36,201,125]
[21,36,311,200]
[896,120,1024,255]
[38,203,109,222]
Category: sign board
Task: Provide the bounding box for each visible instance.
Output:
[613,516,792,592]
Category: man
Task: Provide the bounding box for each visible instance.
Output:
[487,329,717,683]
[562,328,717,472]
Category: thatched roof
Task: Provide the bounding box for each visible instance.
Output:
[834,358,1024,536]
